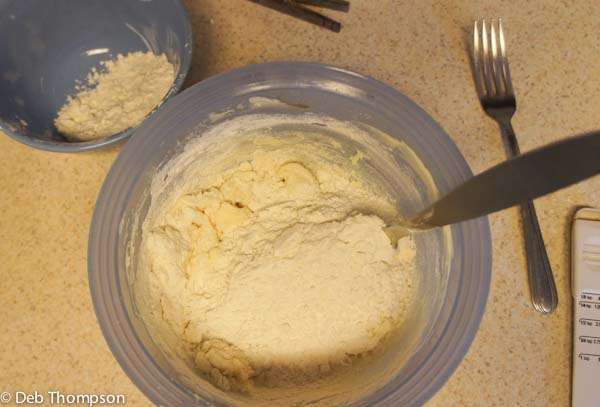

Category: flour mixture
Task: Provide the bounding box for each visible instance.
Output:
[134,118,417,393]
[55,51,175,141]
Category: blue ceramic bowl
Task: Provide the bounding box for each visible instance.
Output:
[0,0,193,152]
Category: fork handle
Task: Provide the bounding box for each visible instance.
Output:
[499,120,521,156]
[499,120,558,314]
[520,201,559,314]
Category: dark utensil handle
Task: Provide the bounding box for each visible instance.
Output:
[248,0,342,32]
[294,0,350,12]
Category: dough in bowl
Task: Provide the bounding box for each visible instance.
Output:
[134,121,417,393]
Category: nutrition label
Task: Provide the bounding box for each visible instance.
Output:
[572,209,600,407]
[573,292,600,406]
[576,293,600,364]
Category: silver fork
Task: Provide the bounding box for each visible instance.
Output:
[472,19,558,314]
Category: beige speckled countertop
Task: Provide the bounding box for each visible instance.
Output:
[2,1,600,406]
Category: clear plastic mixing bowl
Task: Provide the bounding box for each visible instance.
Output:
[88,62,491,406]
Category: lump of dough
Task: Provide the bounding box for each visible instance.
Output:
[220,167,256,207]
[276,162,319,196]
[194,338,255,393]
[213,202,252,235]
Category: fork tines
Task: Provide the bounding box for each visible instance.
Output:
[473,19,514,99]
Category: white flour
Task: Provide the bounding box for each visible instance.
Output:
[54,51,174,141]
